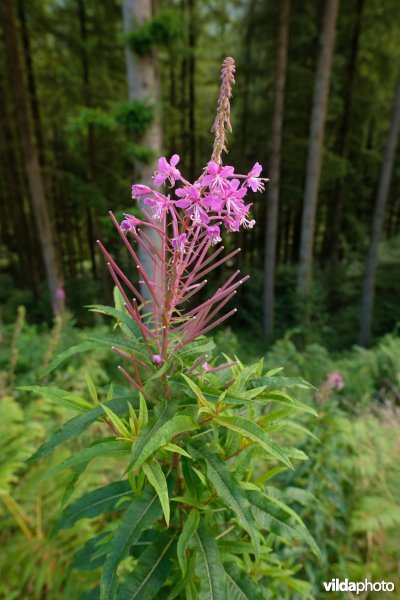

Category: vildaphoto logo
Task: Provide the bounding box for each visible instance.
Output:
[323,579,395,594]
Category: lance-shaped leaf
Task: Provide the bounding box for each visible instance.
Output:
[57,480,133,530]
[101,404,131,439]
[260,390,318,416]
[142,461,170,525]
[116,531,176,600]
[250,375,315,392]
[85,373,99,405]
[100,486,162,600]
[40,340,107,378]
[181,374,214,409]
[138,392,148,430]
[87,304,141,338]
[128,405,198,471]
[28,395,136,463]
[194,519,226,600]
[214,415,293,469]
[47,440,130,479]
[225,563,264,599]
[19,385,92,412]
[190,441,260,556]
[247,490,321,558]
[177,509,200,576]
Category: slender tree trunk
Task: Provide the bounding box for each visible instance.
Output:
[297,0,340,295]
[2,0,63,314]
[324,0,364,274]
[188,0,196,180]
[359,73,400,347]
[122,0,162,183]
[122,0,162,305]
[263,0,290,339]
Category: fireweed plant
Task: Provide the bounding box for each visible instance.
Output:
[30,58,319,599]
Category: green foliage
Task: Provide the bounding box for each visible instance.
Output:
[26,296,319,598]
[125,9,181,55]
[114,100,155,134]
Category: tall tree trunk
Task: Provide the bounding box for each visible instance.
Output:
[122,0,162,305]
[122,0,162,183]
[359,73,400,347]
[2,0,63,314]
[263,0,290,339]
[77,0,98,281]
[188,0,196,180]
[297,0,340,295]
[323,0,364,274]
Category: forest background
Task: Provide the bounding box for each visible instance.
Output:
[1,0,400,353]
[2,1,400,598]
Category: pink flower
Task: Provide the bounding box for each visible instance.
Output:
[245,162,268,193]
[152,354,163,366]
[202,362,212,371]
[175,185,210,225]
[171,233,187,253]
[56,287,65,300]
[153,154,181,187]
[132,184,153,198]
[120,213,141,233]
[206,225,222,245]
[143,193,171,221]
[326,372,345,391]
[203,161,234,191]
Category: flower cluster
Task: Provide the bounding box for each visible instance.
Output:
[122,155,267,250]
[97,57,267,378]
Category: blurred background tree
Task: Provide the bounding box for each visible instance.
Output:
[1,0,400,350]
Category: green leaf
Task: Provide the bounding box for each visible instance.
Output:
[39,341,105,377]
[57,480,133,530]
[116,531,176,600]
[247,491,321,558]
[100,487,162,600]
[101,404,131,439]
[215,415,293,469]
[225,563,264,599]
[19,385,92,411]
[85,373,99,405]
[177,510,200,576]
[87,304,141,338]
[47,440,130,479]
[181,374,213,408]
[190,441,259,556]
[86,333,147,359]
[72,532,110,572]
[128,405,198,470]
[28,395,136,463]
[251,375,314,391]
[194,519,226,600]
[261,390,318,416]
[138,392,148,430]
[142,462,170,525]
[163,443,192,459]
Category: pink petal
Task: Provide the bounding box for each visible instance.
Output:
[170,154,180,167]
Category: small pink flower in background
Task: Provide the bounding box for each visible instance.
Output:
[152,354,163,366]
[153,154,181,187]
[326,371,345,390]
[202,362,212,371]
[56,287,65,300]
